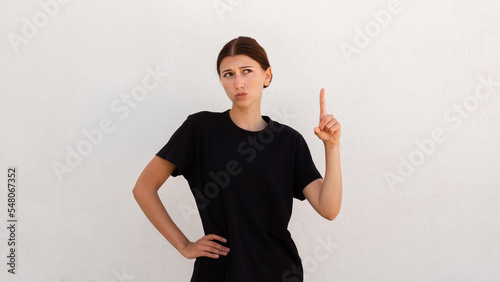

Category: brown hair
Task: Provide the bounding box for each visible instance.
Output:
[216,36,272,88]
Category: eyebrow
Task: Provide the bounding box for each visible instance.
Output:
[221,65,254,73]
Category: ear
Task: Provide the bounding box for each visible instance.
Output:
[264,67,272,87]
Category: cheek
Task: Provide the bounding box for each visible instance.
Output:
[247,74,262,85]
[221,81,233,95]
[221,79,230,88]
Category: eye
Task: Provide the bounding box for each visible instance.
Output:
[223,72,233,77]
[243,69,252,74]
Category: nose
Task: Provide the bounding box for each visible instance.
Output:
[234,73,244,90]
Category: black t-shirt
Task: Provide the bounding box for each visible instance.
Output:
[156,109,323,282]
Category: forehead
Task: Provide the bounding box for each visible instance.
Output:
[219,54,258,69]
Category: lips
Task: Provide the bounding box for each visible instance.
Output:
[235,92,247,98]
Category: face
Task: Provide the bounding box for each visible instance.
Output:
[219,54,272,109]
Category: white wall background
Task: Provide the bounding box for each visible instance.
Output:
[1,0,499,281]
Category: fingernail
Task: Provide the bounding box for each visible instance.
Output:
[222,252,227,255]
[225,248,230,251]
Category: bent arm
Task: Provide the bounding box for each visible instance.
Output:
[132,156,190,255]
[303,143,342,221]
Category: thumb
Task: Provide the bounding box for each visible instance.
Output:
[314,127,321,135]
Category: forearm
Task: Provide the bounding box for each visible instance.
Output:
[319,142,342,219]
[133,188,190,254]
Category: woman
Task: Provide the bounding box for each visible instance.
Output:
[132,36,342,281]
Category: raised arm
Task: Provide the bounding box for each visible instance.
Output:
[304,88,343,221]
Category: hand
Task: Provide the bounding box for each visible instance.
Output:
[313,88,341,146]
[180,234,230,259]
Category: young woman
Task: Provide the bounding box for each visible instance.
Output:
[132,36,342,281]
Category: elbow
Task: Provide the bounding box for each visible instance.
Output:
[132,185,139,199]
[324,213,337,221]
[323,208,340,221]
[132,184,145,199]
[132,183,158,200]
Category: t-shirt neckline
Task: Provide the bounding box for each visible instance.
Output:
[223,109,273,136]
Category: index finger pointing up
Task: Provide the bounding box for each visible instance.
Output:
[319,88,326,115]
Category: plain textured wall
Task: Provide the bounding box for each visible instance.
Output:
[1,0,499,281]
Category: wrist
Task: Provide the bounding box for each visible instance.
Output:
[324,141,340,149]
[178,240,191,255]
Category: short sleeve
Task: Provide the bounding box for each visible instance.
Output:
[293,134,323,200]
[155,114,195,177]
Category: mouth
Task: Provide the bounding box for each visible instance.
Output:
[235,92,247,98]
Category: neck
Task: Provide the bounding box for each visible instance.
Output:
[229,104,267,131]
